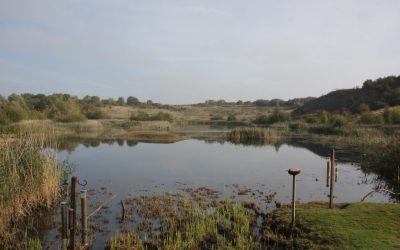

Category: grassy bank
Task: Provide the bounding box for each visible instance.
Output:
[264,202,400,249]
[0,128,61,247]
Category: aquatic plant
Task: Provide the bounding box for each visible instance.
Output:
[0,127,61,244]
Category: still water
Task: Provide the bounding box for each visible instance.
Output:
[42,138,389,248]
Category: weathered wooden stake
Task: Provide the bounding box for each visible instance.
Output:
[329,149,335,208]
[81,190,88,246]
[68,208,75,250]
[326,160,331,187]
[288,168,301,229]
[70,176,77,228]
[61,201,68,239]
[335,165,338,183]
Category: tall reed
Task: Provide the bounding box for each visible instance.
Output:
[0,127,61,236]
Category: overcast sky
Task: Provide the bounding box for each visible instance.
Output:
[0,0,399,104]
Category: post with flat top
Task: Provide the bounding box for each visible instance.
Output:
[288,167,301,229]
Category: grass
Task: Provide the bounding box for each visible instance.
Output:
[0,127,61,247]
[227,127,284,145]
[264,202,400,249]
[107,194,258,249]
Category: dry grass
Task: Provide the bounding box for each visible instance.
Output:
[0,128,61,237]
[100,105,275,122]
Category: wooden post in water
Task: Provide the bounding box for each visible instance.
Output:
[80,190,88,246]
[70,176,77,228]
[329,149,335,208]
[69,208,75,250]
[326,160,331,187]
[61,201,68,238]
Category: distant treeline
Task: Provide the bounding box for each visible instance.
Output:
[196,97,316,107]
[0,93,159,124]
[295,76,400,114]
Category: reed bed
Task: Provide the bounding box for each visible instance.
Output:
[227,127,282,145]
[107,194,258,249]
[0,128,61,239]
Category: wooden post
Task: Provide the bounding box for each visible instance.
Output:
[69,208,75,250]
[335,165,338,183]
[70,176,77,228]
[61,201,68,239]
[288,168,301,229]
[81,190,88,246]
[326,160,331,187]
[329,149,335,208]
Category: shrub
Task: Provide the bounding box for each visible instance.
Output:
[210,114,224,121]
[253,114,268,124]
[329,114,347,128]
[359,112,384,124]
[267,107,290,124]
[227,114,237,121]
[6,104,28,122]
[84,107,111,119]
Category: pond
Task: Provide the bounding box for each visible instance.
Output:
[41,137,390,248]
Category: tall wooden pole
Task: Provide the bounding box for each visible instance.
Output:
[70,176,77,227]
[329,149,335,208]
[81,190,88,246]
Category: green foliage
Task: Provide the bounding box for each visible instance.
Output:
[267,107,290,124]
[227,114,237,121]
[359,112,384,124]
[357,103,370,114]
[127,96,140,106]
[383,107,400,124]
[83,106,111,119]
[319,111,329,124]
[329,114,347,128]
[116,97,125,106]
[48,96,86,122]
[253,114,268,124]
[266,202,400,249]
[6,103,28,122]
[209,114,224,121]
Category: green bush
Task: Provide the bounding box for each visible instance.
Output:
[209,114,224,121]
[6,104,28,122]
[329,114,347,128]
[391,108,400,124]
[359,112,384,124]
[84,107,110,119]
[227,114,237,121]
[267,107,290,124]
[253,114,268,124]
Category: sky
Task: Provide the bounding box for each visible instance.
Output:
[0,0,399,104]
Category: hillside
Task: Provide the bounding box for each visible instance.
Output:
[294,76,400,114]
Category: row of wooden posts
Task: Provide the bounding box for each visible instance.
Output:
[61,176,88,250]
[289,148,338,228]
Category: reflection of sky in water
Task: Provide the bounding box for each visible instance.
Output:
[49,139,391,248]
[58,139,388,204]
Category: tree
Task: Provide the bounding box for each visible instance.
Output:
[117,97,125,106]
[127,96,139,106]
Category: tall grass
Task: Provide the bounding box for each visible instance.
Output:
[0,128,61,238]
[107,196,257,249]
[227,127,282,144]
